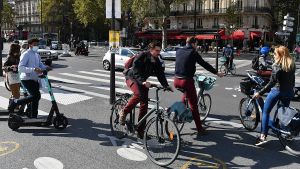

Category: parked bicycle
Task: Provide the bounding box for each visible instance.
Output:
[239,71,300,155]
[110,84,181,166]
[219,56,236,76]
[167,74,216,133]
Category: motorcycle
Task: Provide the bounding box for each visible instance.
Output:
[75,46,89,56]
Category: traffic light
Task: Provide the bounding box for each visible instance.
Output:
[283,13,295,33]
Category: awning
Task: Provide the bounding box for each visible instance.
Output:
[232,30,245,40]
[250,31,262,39]
[195,34,215,40]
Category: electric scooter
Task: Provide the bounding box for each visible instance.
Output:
[8,71,68,131]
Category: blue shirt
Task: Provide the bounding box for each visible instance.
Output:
[18,48,47,81]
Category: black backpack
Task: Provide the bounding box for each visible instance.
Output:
[252,55,260,70]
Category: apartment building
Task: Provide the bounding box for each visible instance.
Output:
[137,0,273,49]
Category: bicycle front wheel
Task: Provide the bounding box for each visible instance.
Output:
[274,114,300,156]
[197,93,212,122]
[144,116,181,166]
[110,98,128,139]
[220,64,228,76]
[239,97,259,131]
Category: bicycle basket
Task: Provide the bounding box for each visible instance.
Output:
[240,80,254,95]
[219,57,227,63]
[168,102,193,123]
[195,74,216,91]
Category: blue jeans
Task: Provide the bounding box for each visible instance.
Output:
[261,88,294,136]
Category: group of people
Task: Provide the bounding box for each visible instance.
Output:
[117,36,296,147]
[4,38,51,118]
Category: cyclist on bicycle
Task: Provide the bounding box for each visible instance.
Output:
[119,41,173,139]
[223,44,234,70]
[253,46,295,146]
[174,37,223,136]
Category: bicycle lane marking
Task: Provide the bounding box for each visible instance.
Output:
[0,141,20,157]
[98,134,147,162]
[180,155,227,169]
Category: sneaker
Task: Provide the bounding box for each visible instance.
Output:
[118,110,126,125]
[7,99,17,112]
[255,136,268,146]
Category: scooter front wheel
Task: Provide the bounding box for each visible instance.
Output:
[53,115,68,130]
[8,115,21,130]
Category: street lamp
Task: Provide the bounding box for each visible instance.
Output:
[40,0,43,38]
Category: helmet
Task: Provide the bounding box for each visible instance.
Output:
[260,47,270,55]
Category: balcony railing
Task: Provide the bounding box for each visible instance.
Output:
[170,6,271,16]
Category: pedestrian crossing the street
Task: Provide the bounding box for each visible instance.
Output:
[0,59,299,109]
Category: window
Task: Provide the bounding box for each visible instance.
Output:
[256,0,259,8]
[237,0,242,10]
[214,0,219,12]
[198,0,203,12]
[254,16,258,26]
[121,49,129,56]
[213,18,219,27]
[183,3,187,12]
[237,16,243,27]
[197,18,203,28]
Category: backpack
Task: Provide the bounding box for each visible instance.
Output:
[123,54,137,75]
[251,55,260,70]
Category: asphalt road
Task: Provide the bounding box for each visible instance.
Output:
[1,42,300,169]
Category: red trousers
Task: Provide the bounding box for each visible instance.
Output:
[123,79,149,133]
[174,77,204,132]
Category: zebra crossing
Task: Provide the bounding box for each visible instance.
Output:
[0,58,298,110]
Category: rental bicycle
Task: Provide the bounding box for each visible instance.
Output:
[110,84,181,166]
[167,74,216,133]
[239,71,300,155]
[219,56,236,76]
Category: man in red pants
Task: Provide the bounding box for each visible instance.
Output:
[174,37,223,137]
[119,41,172,139]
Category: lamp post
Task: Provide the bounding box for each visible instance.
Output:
[40,0,43,38]
[0,0,3,76]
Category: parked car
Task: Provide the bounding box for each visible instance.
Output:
[38,39,47,49]
[50,50,59,60]
[102,47,165,71]
[50,41,62,50]
[160,46,183,60]
[20,40,52,66]
[89,40,97,47]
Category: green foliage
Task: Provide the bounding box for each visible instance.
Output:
[1,1,15,25]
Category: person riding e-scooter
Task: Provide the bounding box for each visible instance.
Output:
[8,38,52,118]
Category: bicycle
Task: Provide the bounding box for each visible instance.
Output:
[239,71,300,155]
[219,56,236,76]
[167,74,216,133]
[110,84,181,166]
[4,72,11,91]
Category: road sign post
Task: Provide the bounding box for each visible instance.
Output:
[282,13,295,47]
[106,0,121,104]
[0,0,3,76]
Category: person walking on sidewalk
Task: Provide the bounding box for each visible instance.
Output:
[8,38,52,118]
[3,44,21,107]
[174,37,223,137]
[118,41,173,139]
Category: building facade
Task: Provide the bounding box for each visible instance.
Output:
[140,0,273,49]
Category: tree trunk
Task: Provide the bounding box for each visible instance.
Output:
[162,16,167,49]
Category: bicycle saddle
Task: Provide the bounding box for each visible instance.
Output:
[176,88,185,93]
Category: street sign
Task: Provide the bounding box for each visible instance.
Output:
[283,13,295,33]
[109,30,120,48]
[284,15,295,21]
[106,0,121,19]
[283,26,293,32]
[275,31,291,36]
[283,20,294,27]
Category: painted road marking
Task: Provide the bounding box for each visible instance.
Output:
[53,85,110,99]
[0,141,20,157]
[181,155,227,169]
[48,76,91,85]
[34,157,64,169]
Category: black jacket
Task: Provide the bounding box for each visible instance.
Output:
[3,55,19,72]
[175,45,217,78]
[127,51,169,87]
[259,64,295,95]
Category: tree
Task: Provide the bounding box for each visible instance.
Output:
[224,1,241,45]
[131,0,189,49]
[1,0,15,26]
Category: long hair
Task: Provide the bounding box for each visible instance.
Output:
[8,43,21,58]
[274,46,295,72]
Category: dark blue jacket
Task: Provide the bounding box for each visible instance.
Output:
[175,45,217,78]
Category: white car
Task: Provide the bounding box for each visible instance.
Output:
[160,46,183,60]
[102,47,165,71]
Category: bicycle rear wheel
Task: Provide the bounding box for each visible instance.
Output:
[197,93,212,122]
[274,114,300,156]
[219,64,228,76]
[239,97,259,131]
[144,116,181,166]
[110,98,128,139]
